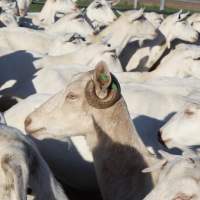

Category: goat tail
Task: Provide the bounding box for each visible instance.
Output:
[1,154,28,200]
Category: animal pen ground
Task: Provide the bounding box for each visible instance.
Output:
[30,0,200,13]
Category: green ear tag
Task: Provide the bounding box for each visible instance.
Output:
[99,73,109,81]
[111,83,118,91]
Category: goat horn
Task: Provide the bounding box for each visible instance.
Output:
[85,73,121,109]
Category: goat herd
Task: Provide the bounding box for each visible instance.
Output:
[1,0,200,199]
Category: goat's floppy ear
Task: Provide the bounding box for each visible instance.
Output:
[172,192,193,200]
[93,61,112,98]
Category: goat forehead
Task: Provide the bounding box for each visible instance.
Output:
[70,72,89,82]
[66,72,91,89]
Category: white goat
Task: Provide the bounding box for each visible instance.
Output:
[25,62,159,200]
[16,0,32,16]
[48,33,86,56]
[32,0,78,27]
[0,123,69,200]
[4,76,200,191]
[85,0,117,29]
[89,9,157,55]
[187,13,200,33]
[45,11,94,37]
[159,100,200,149]
[0,0,31,16]
[126,10,198,72]
[143,150,200,200]
[0,12,18,27]
[149,44,200,79]
[144,12,164,28]
[125,43,200,81]
[0,0,18,16]
[35,9,157,68]
[0,27,86,54]
[34,43,119,69]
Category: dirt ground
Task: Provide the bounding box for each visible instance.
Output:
[140,0,200,10]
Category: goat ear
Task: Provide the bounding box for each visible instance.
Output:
[93,61,112,98]
[172,192,193,200]
[128,8,144,22]
[107,0,120,7]
[159,150,180,160]
[142,159,167,173]
[175,10,182,21]
[180,11,190,20]
[176,10,190,21]
[94,61,111,89]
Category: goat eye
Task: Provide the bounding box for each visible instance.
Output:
[184,109,194,116]
[95,3,102,8]
[66,92,78,100]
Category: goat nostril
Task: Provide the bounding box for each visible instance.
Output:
[25,117,32,127]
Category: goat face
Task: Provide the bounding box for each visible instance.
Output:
[159,103,200,149]
[125,9,158,42]
[86,0,117,26]
[159,10,199,48]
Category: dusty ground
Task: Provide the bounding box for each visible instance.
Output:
[139,0,200,10]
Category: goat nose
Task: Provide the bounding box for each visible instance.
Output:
[157,130,167,147]
[24,117,32,128]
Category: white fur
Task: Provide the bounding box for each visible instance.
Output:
[0,124,69,200]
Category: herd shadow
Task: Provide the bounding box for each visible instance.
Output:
[0,50,41,98]
[133,112,181,155]
[29,136,99,190]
